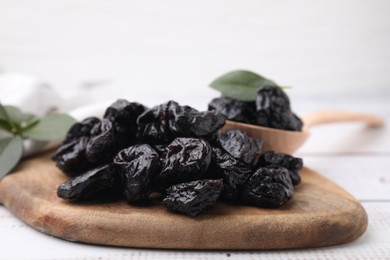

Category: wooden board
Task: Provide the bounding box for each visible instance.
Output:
[0,153,367,250]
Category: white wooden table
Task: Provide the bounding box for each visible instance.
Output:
[1,1,389,259]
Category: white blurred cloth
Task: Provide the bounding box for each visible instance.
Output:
[0,73,111,157]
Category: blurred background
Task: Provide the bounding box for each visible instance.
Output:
[1,0,389,111]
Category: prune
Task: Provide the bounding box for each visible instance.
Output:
[63,117,100,144]
[208,97,260,125]
[158,138,212,188]
[137,101,172,144]
[137,101,225,144]
[114,144,160,202]
[57,164,120,201]
[85,119,116,163]
[212,147,253,201]
[168,103,225,138]
[241,166,294,208]
[256,86,303,131]
[258,151,303,185]
[217,129,262,166]
[104,99,146,139]
[163,179,223,217]
[53,136,93,176]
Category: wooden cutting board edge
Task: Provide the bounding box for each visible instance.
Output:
[0,154,368,250]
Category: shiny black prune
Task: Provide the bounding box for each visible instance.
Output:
[208,97,261,125]
[158,138,212,188]
[217,129,262,166]
[258,151,303,185]
[168,102,225,138]
[137,101,172,144]
[256,86,303,131]
[63,117,101,144]
[137,101,225,144]
[114,144,160,202]
[85,119,116,163]
[241,166,294,208]
[57,164,120,201]
[104,99,146,139]
[212,147,253,201]
[163,179,223,217]
[53,137,93,176]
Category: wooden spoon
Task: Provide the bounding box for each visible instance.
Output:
[221,109,384,154]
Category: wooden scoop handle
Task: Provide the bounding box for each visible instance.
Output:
[303,110,384,130]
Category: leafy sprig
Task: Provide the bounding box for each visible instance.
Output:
[0,103,76,178]
[209,70,283,101]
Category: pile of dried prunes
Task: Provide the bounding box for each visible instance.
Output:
[54,95,303,217]
[209,85,303,131]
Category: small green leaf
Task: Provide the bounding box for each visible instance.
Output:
[0,136,23,178]
[3,105,37,125]
[209,70,278,101]
[0,119,12,132]
[0,104,39,134]
[24,113,77,141]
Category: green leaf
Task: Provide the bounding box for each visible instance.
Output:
[24,113,77,141]
[209,70,278,101]
[0,105,39,134]
[4,105,37,125]
[0,119,12,132]
[0,136,23,178]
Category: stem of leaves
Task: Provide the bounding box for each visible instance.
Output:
[0,103,76,178]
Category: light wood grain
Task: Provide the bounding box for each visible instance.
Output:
[0,153,367,249]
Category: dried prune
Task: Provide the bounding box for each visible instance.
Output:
[256,86,303,131]
[258,151,303,185]
[137,101,172,144]
[53,136,93,176]
[212,147,253,201]
[208,97,260,125]
[85,119,116,163]
[57,164,120,201]
[163,179,223,217]
[63,117,100,144]
[158,138,212,188]
[241,166,294,208]
[137,101,225,144]
[104,99,146,139]
[168,103,225,138]
[114,144,160,202]
[217,129,262,166]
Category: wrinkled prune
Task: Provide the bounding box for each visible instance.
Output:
[258,151,303,185]
[104,99,146,139]
[158,138,212,188]
[57,164,120,201]
[163,179,223,217]
[114,144,160,202]
[63,117,101,144]
[212,147,253,201]
[53,136,93,176]
[218,129,262,166]
[208,97,260,125]
[85,119,116,163]
[137,101,172,144]
[137,101,225,144]
[168,102,225,138]
[256,86,303,131]
[241,166,294,208]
